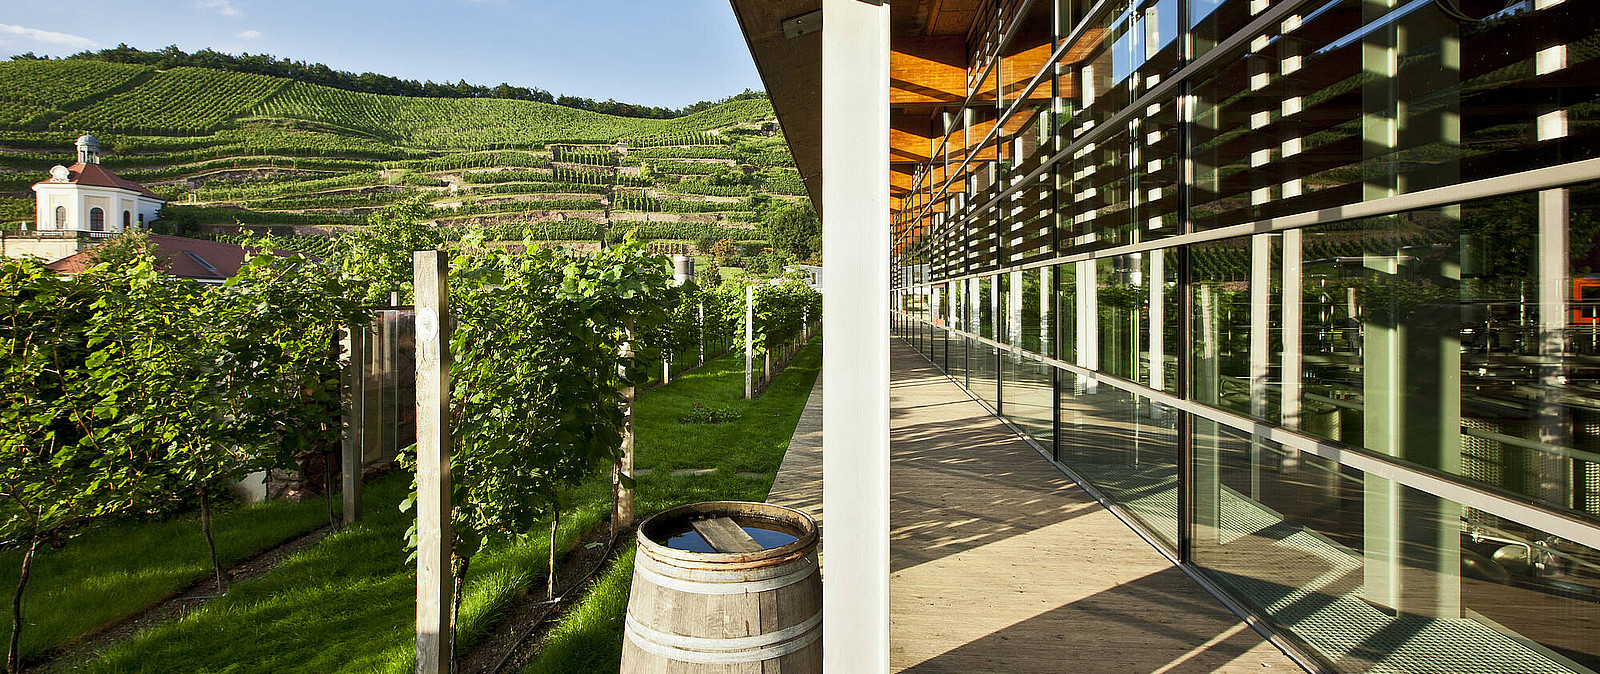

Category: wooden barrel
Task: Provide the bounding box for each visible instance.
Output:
[622,501,821,673]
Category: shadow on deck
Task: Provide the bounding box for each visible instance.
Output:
[769,340,1302,673]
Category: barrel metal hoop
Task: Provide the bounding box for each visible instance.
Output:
[635,552,818,593]
[624,613,821,664]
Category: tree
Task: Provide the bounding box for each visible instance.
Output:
[149,205,200,237]
[2,241,366,671]
[83,231,167,271]
[765,200,820,261]
[708,237,738,266]
[213,242,370,527]
[698,255,723,290]
[0,258,171,673]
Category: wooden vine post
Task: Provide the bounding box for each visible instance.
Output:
[744,284,755,399]
[413,251,452,674]
[339,324,364,526]
[614,317,636,535]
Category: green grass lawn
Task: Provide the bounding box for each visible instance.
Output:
[0,491,335,664]
[84,473,609,674]
[77,338,821,674]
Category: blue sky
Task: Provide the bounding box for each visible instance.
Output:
[0,0,763,108]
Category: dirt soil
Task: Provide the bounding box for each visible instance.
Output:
[458,518,632,674]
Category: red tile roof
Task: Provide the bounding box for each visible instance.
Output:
[46,235,317,281]
[33,162,163,200]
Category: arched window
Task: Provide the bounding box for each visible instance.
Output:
[54,205,66,229]
[89,207,104,232]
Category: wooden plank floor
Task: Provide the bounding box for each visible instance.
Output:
[769,340,1303,673]
[886,340,1297,673]
[767,369,823,547]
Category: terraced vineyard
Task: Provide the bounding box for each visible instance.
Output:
[60,68,288,134]
[0,59,811,252]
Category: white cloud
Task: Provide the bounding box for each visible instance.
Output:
[198,0,243,17]
[235,29,262,39]
[0,23,98,49]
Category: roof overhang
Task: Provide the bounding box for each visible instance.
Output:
[728,0,987,220]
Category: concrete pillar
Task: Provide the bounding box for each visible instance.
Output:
[1148,252,1165,394]
[822,0,890,670]
[1538,188,1573,507]
[1359,0,1462,619]
[1281,229,1303,429]
[1249,235,1272,497]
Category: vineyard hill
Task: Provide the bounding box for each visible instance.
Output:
[0,59,805,256]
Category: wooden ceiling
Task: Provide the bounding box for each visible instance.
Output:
[728,0,990,219]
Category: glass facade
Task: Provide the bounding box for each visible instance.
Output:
[892,1,1600,672]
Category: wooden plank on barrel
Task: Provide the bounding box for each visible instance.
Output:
[692,517,763,553]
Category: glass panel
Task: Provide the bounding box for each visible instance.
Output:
[979,275,995,339]
[1002,351,1054,449]
[1192,419,1600,674]
[999,271,1014,345]
[971,339,1000,410]
[1097,253,1149,385]
[1286,184,1600,519]
[1057,261,1076,363]
[1192,237,1276,420]
[1059,373,1179,548]
[1021,267,1045,355]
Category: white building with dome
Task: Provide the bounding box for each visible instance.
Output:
[31,135,164,233]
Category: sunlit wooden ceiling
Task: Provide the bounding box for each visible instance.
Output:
[728,0,994,220]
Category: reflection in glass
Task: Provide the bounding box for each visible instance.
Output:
[1059,373,1178,548]
[1192,419,1600,673]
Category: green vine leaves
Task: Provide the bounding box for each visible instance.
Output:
[397,233,675,562]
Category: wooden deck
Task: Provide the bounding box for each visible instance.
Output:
[770,340,1302,673]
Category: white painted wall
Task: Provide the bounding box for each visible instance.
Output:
[32,183,162,232]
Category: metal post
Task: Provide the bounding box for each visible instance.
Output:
[823,0,890,670]
[698,301,706,365]
[412,251,451,674]
[340,325,364,525]
[745,284,755,400]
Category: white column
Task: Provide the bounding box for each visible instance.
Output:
[1008,269,1023,346]
[1538,188,1572,506]
[1148,252,1165,393]
[1249,234,1272,497]
[823,0,890,671]
[1249,234,1272,419]
[1076,259,1097,393]
[1281,229,1303,429]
